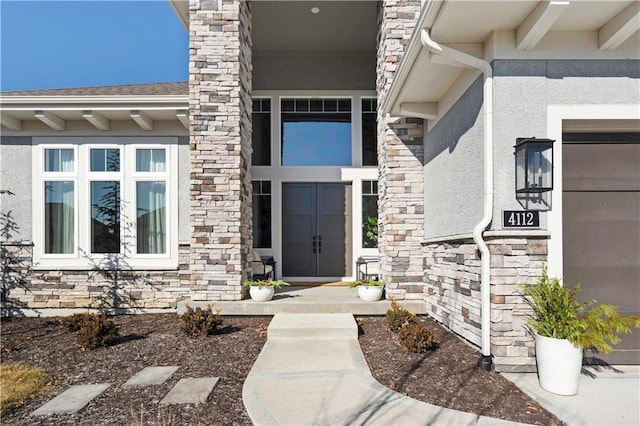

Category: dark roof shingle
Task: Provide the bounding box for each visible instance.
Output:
[2,82,188,96]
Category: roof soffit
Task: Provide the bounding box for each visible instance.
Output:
[385,0,640,120]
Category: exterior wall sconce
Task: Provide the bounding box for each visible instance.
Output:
[515,137,554,194]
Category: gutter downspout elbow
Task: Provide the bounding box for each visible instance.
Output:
[421,30,494,371]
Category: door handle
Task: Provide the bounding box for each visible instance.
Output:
[312,235,317,254]
[318,235,322,254]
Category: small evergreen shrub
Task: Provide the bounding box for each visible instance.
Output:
[386,299,415,332]
[76,313,120,351]
[397,322,435,353]
[179,305,223,340]
[59,313,88,332]
[521,267,640,353]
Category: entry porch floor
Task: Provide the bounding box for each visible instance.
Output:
[177,285,427,316]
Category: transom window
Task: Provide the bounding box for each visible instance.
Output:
[281,98,352,166]
[34,140,177,269]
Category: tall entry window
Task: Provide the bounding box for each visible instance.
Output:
[281,98,352,166]
[362,99,378,166]
[43,148,76,254]
[252,181,272,248]
[252,99,271,166]
[362,180,378,248]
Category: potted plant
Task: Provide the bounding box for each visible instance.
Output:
[242,278,290,302]
[349,279,385,302]
[521,268,640,395]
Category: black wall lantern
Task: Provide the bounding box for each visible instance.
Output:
[514,137,554,194]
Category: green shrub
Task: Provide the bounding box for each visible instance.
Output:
[397,322,435,353]
[76,313,120,351]
[386,299,415,332]
[179,305,223,340]
[59,313,89,332]
[521,267,640,353]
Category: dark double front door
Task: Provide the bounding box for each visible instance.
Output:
[282,183,348,277]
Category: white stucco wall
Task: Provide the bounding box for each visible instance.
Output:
[423,59,640,240]
[0,136,33,241]
[492,59,640,227]
[423,76,484,240]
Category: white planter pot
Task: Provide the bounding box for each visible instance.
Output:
[535,333,583,395]
[358,285,383,302]
[249,286,275,302]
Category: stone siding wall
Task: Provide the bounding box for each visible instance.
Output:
[377,0,425,300]
[189,0,253,301]
[423,236,548,372]
[1,244,192,314]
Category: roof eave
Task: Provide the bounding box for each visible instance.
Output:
[381,0,443,117]
[1,95,188,108]
[169,0,189,30]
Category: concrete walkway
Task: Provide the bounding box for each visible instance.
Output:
[242,313,524,426]
[504,366,640,426]
[178,286,427,316]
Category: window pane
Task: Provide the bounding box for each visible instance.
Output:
[362,180,378,248]
[252,110,271,166]
[281,112,352,166]
[45,149,74,172]
[90,149,120,172]
[252,193,272,248]
[136,181,166,254]
[44,181,74,253]
[91,181,120,253]
[136,149,166,172]
[362,104,378,166]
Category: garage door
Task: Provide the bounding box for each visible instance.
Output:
[563,133,640,365]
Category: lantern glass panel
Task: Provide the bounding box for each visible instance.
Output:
[516,147,526,192]
[515,138,554,193]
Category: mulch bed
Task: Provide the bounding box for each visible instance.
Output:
[1,313,562,425]
[358,315,563,425]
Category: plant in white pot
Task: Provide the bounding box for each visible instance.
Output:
[242,279,290,302]
[521,268,640,395]
[349,279,385,302]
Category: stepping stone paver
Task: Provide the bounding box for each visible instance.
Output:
[160,377,219,405]
[124,366,179,386]
[31,384,110,416]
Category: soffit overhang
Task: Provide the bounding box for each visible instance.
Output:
[169,0,378,52]
[1,95,189,131]
[169,0,189,30]
[384,0,640,120]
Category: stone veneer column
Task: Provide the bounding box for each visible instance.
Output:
[377,0,425,300]
[189,0,253,301]
[423,237,548,372]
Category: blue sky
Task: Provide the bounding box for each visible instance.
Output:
[0,0,188,92]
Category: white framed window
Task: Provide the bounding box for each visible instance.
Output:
[280,97,353,166]
[33,138,179,269]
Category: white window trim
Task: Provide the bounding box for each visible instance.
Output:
[32,137,179,270]
[279,95,356,168]
[85,145,124,255]
[250,91,379,279]
[37,145,79,258]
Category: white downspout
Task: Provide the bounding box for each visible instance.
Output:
[420,30,494,370]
